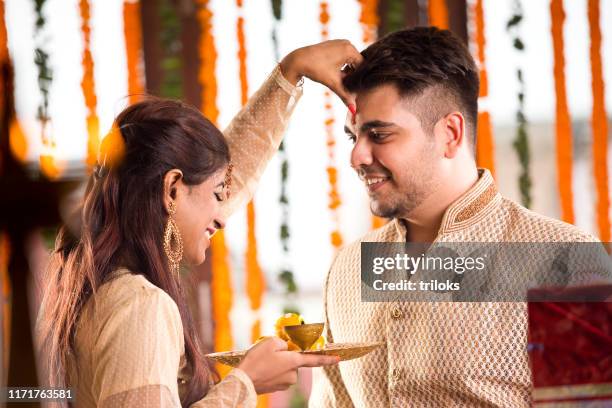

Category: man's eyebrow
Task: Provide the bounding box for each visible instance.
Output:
[359,120,396,132]
[343,125,355,136]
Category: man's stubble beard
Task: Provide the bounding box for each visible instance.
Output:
[369,145,438,219]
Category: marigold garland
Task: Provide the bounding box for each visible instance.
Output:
[9,120,27,163]
[79,0,100,169]
[472,0,495,177]
[1,1,28,165]
[588,0,609,242]
[123,0,144,104]
[550,0,574,224]
[0,232,11,382]
[320,2,344,250]
[209,230,234,376]
[270,0,299,312]
[235,0,264,324]
[356,0,385,230]
[235,9,267,408]
[196,0,234,378]
[358,0,379,44]
[33,0,61,179]
[0,0,7,136]
[428,0,448,29]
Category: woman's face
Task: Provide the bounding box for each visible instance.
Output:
[172,169,227,266]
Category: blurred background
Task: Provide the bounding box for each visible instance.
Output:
[0,0,611,406]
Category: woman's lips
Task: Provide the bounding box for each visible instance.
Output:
[205,227,217,238]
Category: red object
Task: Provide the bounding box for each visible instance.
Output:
[528,285,612,404]
[348,103,356,116]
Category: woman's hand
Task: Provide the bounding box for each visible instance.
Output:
[237,337,339,394]
[280,40,363,107]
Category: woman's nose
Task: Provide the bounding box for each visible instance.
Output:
[213,218,225,230]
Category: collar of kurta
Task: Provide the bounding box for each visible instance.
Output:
[392,168,502,240]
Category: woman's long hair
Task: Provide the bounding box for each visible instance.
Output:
[37,98,228,406]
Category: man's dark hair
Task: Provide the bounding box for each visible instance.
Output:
[343,26,479,146]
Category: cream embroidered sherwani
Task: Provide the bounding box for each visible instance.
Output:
[61,66,302,408]
[309,169,610,407]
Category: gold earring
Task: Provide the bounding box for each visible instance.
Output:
[163,201,183,278]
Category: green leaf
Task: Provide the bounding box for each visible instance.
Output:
[271,0,282,20]
[506,14,522,30]
[513,38,524,50]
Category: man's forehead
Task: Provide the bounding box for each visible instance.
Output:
[347,91,421,133]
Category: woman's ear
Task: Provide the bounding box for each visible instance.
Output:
[163,169,184,213]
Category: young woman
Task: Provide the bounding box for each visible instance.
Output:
[36,40,362,407]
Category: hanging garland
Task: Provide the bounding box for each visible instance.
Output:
[0,231,10,381]
[428,0,448,29]
[506,0,531,208]
[472,0,495,177]
[159,0,182,98]
[385,0,404,34]
[355,0,385,230]
[320,1,344,251]
[0,0,6,121]
[235,1,267,378]
[270,0,298,313]
[79,0,99,170]
[123,0,144,104]
[550,0,574,224]
[1,0,27,165]
[588,0,610,242]
[196,0,234,378]
[357,0,379,44]
[33,0,60,179]
[0,0,12,380]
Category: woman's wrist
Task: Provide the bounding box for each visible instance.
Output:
[279,49,304,85]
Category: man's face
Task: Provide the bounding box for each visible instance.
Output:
[347,84,442,219]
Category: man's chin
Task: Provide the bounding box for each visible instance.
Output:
[370,200,399,219]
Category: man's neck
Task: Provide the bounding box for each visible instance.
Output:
[401,168,479,242]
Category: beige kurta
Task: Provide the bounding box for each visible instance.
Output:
[66,66,302,407]
[309,169,611,408]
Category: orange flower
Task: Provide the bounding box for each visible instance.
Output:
[358,0,379,44]
[472,0,495,177]
[550,0,574,224]
[123,1,144,103]
[98,125,126,168]
[320,1,344,251]
[588,0,609,241]
[79,0,100,169]
[428,0,448,29]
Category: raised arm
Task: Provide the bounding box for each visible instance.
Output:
[220,40,363,220]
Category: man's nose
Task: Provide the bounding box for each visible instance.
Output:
[350,137,374,170]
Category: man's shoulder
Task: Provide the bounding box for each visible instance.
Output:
[499,197,599,242]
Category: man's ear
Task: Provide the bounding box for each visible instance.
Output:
[163,169,184,213]
[440,111,466,158]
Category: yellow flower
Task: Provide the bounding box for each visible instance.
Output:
[274,313,304,342]
[310,335,326,351]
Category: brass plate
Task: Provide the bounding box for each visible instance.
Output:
[206,342,384,368]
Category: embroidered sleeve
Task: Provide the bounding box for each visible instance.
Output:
[220,65,303,220]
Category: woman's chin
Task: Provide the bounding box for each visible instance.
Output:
[183,248,207,266]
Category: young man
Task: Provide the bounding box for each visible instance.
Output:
[309,27,609,407]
